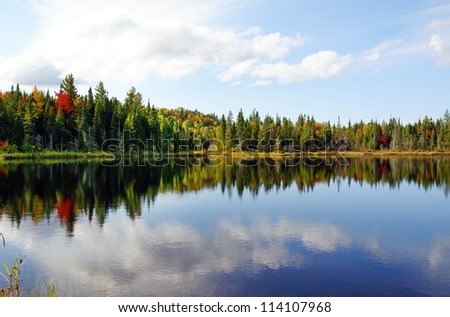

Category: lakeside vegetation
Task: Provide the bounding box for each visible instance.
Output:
[1,74,450,159]
[0,254,57,297]
[0,150,112,160]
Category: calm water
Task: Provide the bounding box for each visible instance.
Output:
[0,157,450,296]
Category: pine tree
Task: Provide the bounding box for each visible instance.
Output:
[60,74,78,105]
[261,115,274,152]
[440,110,450,149]
[225,111,235,149]
[148,105,161,152]
[22,105,35,145]
[248,109,261,141]
[94,82,109,144]
[236,109,246,145]
[220,114,226,147]
[54,107,67,150]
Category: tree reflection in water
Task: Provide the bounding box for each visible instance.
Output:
[1,157,449,235]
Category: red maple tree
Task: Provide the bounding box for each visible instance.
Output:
[54,91,74,114]
[379,129,388,144]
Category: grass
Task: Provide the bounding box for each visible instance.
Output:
[209,149,450,159]
[0,234,58,297]
[306,150,450,157]
[0,233,22,297]
[1,258,22,297]
[2,148,450,162]
[202,149,450,164]
[0,149,210,162]
[0,150,114,160]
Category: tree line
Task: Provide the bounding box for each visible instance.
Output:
[1,74,450,153]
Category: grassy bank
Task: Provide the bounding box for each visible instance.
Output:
[209,150,450,161]
[2,149,450,162]
[306,150,450,157]
[0,150,114,160]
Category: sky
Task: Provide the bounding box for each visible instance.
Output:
[0,0,450,124]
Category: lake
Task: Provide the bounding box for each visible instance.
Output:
[0,156,450,296]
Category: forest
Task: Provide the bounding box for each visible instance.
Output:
[1,74,450,154]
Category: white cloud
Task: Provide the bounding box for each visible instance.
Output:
[363,39,401,61]
[429,34,450,65]
[218,59,257,82]
[0,0,309,88]
[0,0,359,89]
[251,51,353,83]
[0,53,61,87]
[251,32,304,60]
[428,19,450,66]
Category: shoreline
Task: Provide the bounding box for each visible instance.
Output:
[0,151,114,161]
[2,150,450,162]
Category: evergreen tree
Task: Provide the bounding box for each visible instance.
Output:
[225,111,235,149]
[236,109,246,145]
[148,105,161,152]
[261,115,274,152]
[220,114,227,146]
[22,105,35,145]
[94,82,109,144]
[248,109,261,141]
[60,74,78,105]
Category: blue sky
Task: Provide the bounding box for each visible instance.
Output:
[1,0,450,123]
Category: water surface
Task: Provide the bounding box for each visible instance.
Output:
[0,157,449,296]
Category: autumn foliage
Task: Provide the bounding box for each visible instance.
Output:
[1,74,450,153]
[379,133,388,144]
[54,91,74,114]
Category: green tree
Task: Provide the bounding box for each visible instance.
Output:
[236,109,246,145]
[225,111,235,149]
[94,81,110,144]
[60,74,78,106]
[220,114,226,146]
[261,115,274,152]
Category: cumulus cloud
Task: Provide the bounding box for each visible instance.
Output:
[251,32,304,60]
[218,59,258,82]
[0,53,62,87]
[0,0,354,88]
[251,51,353,83]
